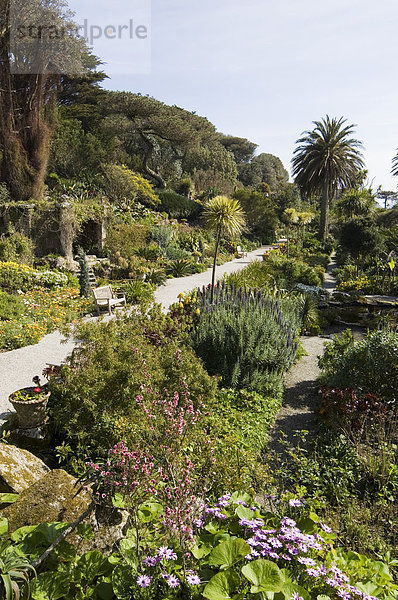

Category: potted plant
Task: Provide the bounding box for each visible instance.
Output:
[9,377,50,429]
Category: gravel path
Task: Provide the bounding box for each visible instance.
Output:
[268,335,326,451]
[154,246,271,310]
[323,252,337,293]
[268,255,338,451]
[0,245,273,418]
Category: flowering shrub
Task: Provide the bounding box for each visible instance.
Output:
[337,276,372,293]
[50,311,217,467]
[319,387,387,441]
[101,492,396,599]
[319,330,398,408]
[0,261,68,293]
[0,288,91,350]
[191,283,301,393]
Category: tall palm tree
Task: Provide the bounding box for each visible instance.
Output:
[292,116,364,241]
[203,196,245,303]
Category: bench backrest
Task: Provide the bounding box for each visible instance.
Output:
[93,286,113,301]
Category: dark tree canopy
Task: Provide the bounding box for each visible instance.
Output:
[238,153,289,192]
[219,135,258,165]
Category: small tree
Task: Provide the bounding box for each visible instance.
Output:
[203,196,245,303]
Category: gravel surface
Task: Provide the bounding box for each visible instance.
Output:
[268,254,338,452]
[323,252,337,293]
[0,245,273,418]
[154,246,271,310]
[268,335,326,451]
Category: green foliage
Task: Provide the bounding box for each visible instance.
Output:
[339,217,384,266]
[238,153,289,192]
[335,188,375,219]
[232,188,279,242]
[292,115,364,240]
[0,528,35,600]
[49,309,217,462]
[167,259,195,277]
[158,190,202,220]
[117,280,155,306]
[0,233,34,266]
[0,262,68,293]
[105,223,150,263]
[102,164,160,211]
[0,288,90,350]
[0,184,11,203]
[227,254,323,290]
[210,388,282,490]
[191,284,301,393]
[319,329,398,406]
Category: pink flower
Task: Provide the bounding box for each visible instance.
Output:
[33,387,41,393]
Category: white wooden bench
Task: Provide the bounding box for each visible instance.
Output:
[236,245,248,258]
[93,286,126,315]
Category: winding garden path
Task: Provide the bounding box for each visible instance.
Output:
[268,253,338,451]
[0,245,274,419]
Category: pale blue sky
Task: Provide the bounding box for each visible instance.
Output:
[68,0,398,191]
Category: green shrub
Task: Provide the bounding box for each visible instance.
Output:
[158,190,202,220]
[304,252,330,269]
[226,254,323,290]
[319,329,398,407]
[49,309,217,461]
[165,243,191,261]
[0,232,34,265]
[190,284,301,393]
[0,291,26,321]
[105,223,149,262]
[117,280,155,306]
[135,243,164,261]
[167,259,194,277]
[0,261,68,293]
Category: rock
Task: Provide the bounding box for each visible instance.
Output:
[2,469,91,532]
[0,443,49,493]
[2,469,127,554]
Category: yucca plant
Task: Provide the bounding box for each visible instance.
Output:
[203,196,245,302]
[167,259,193,277]
[0,541,35,599]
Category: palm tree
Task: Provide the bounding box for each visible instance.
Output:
[292,116,364,241]
[391,150,398,178]
[203,196,245,303]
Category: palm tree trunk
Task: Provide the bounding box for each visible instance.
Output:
[319,180,329,242]
[210,226,221,303]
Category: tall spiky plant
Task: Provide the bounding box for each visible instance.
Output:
[292,116,364,241]
[202,196,245,303]
[391,149,398,178]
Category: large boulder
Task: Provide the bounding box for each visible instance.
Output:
[0,443,49,493]
[2,469,91,532]
[2,469,127,554]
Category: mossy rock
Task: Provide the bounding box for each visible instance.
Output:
[0,443,49,493]
[2,469,91,532]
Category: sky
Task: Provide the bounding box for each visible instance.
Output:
[67,0,398,192]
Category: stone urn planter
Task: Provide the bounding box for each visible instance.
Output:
[9,386,50,429]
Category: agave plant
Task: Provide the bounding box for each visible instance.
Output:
[0,541,35,599]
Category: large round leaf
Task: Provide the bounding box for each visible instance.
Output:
[202,570,240,600]
[208,538,250,569]
[242,559,283,593]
